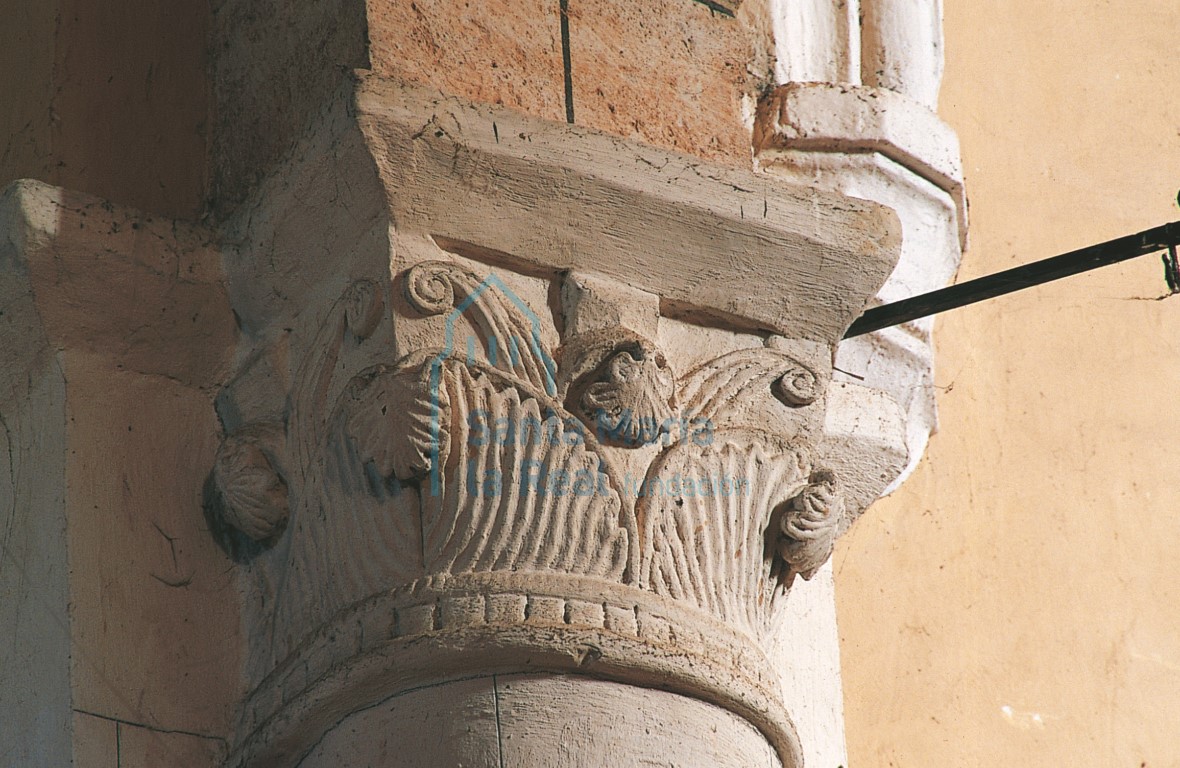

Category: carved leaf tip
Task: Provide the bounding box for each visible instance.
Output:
[773,365,820,407]
[214,427,290,541]
[341,364,446,483]
[344,279,383,339]
[777,469,843,583]
[404,262,458,316]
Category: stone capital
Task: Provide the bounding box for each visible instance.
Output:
[206,74,910,767]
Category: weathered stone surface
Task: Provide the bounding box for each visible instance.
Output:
[756,87,963,490]
[211,0,369,213]
[769,0,945,110]
[0,244,69,766]
[297,674,782,767]
[51,0,210,217]
[756,81,966,246]
[71,713,119,767]
[860,0,944,109]
[771,0,859,83]
[1,0,209,218]
[769,562,849,768]
[367,0,566,124]
[0,180,243,765]
[1,1,966,763]
[66,357,241,736]
[297,676,501,767]
[355,74,900,341]
[211,0,778,215]
[496,675,781,767]
[0,0,56,192]
[116,722,225,768]
[14,188,234,387]
[568,0,771,167]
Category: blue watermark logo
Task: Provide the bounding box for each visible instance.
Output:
[426,273,556,496]
[427,273,748,499]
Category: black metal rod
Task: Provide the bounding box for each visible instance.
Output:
[559,0,575,124]
[844,221,1180,339]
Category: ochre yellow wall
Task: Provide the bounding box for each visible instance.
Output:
[838,1,1180,764]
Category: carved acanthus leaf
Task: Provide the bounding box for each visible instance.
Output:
[420,362,635,579]
[678,347,820,424]
[403,260,557,394]
[639,433,810,637]
[337,359,447,482]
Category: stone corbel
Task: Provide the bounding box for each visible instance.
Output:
[211,73,909,767]
[756,8,966,487]
[754,81,966,248]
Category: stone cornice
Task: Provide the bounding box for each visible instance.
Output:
[354,73,901,342]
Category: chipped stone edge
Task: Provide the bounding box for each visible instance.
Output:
[755,81,968,249]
